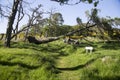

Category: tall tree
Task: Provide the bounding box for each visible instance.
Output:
[5,0,21,47]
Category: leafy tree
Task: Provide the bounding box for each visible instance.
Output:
[40,12,64,37]
[51,13,64,25]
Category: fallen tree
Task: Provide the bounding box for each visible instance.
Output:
[27,36,59,44]
[27,24,96,44]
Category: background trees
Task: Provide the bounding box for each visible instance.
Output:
[0,0,120,47]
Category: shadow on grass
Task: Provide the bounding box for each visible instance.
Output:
[101,76,120,80]
[56,58,96,71]
[99,41,120,50]
[0,53,57,72]
[78,42,98,48]
[56,55,107,71]
[0,61,40,69]
[87,75,120,80]
[11,42,71,57]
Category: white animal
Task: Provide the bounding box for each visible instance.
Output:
[85,46,93,53]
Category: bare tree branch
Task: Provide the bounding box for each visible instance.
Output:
[65,24,96,36]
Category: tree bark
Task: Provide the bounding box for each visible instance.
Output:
[4,0,20,47]
[27,36,59,44]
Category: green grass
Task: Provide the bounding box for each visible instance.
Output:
[55,41,120,80]
[0,42,58,80]
[0,40,120,80]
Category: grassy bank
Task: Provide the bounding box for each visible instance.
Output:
[0,40,120,80]
[0,41,58,80]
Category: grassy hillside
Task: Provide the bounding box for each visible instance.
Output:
[56,41,120,80]
[0,40,120,80]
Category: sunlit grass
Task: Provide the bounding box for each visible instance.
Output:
[0,40,120,80]
[55,41,120,80]
[0,42,58,80]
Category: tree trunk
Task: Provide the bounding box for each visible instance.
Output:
[24,26,30,41]
[27,36,59,44]
[0,34,4,40]
[4,0,20,47]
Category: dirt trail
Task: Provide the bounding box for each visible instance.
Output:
[56,57,81,80]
